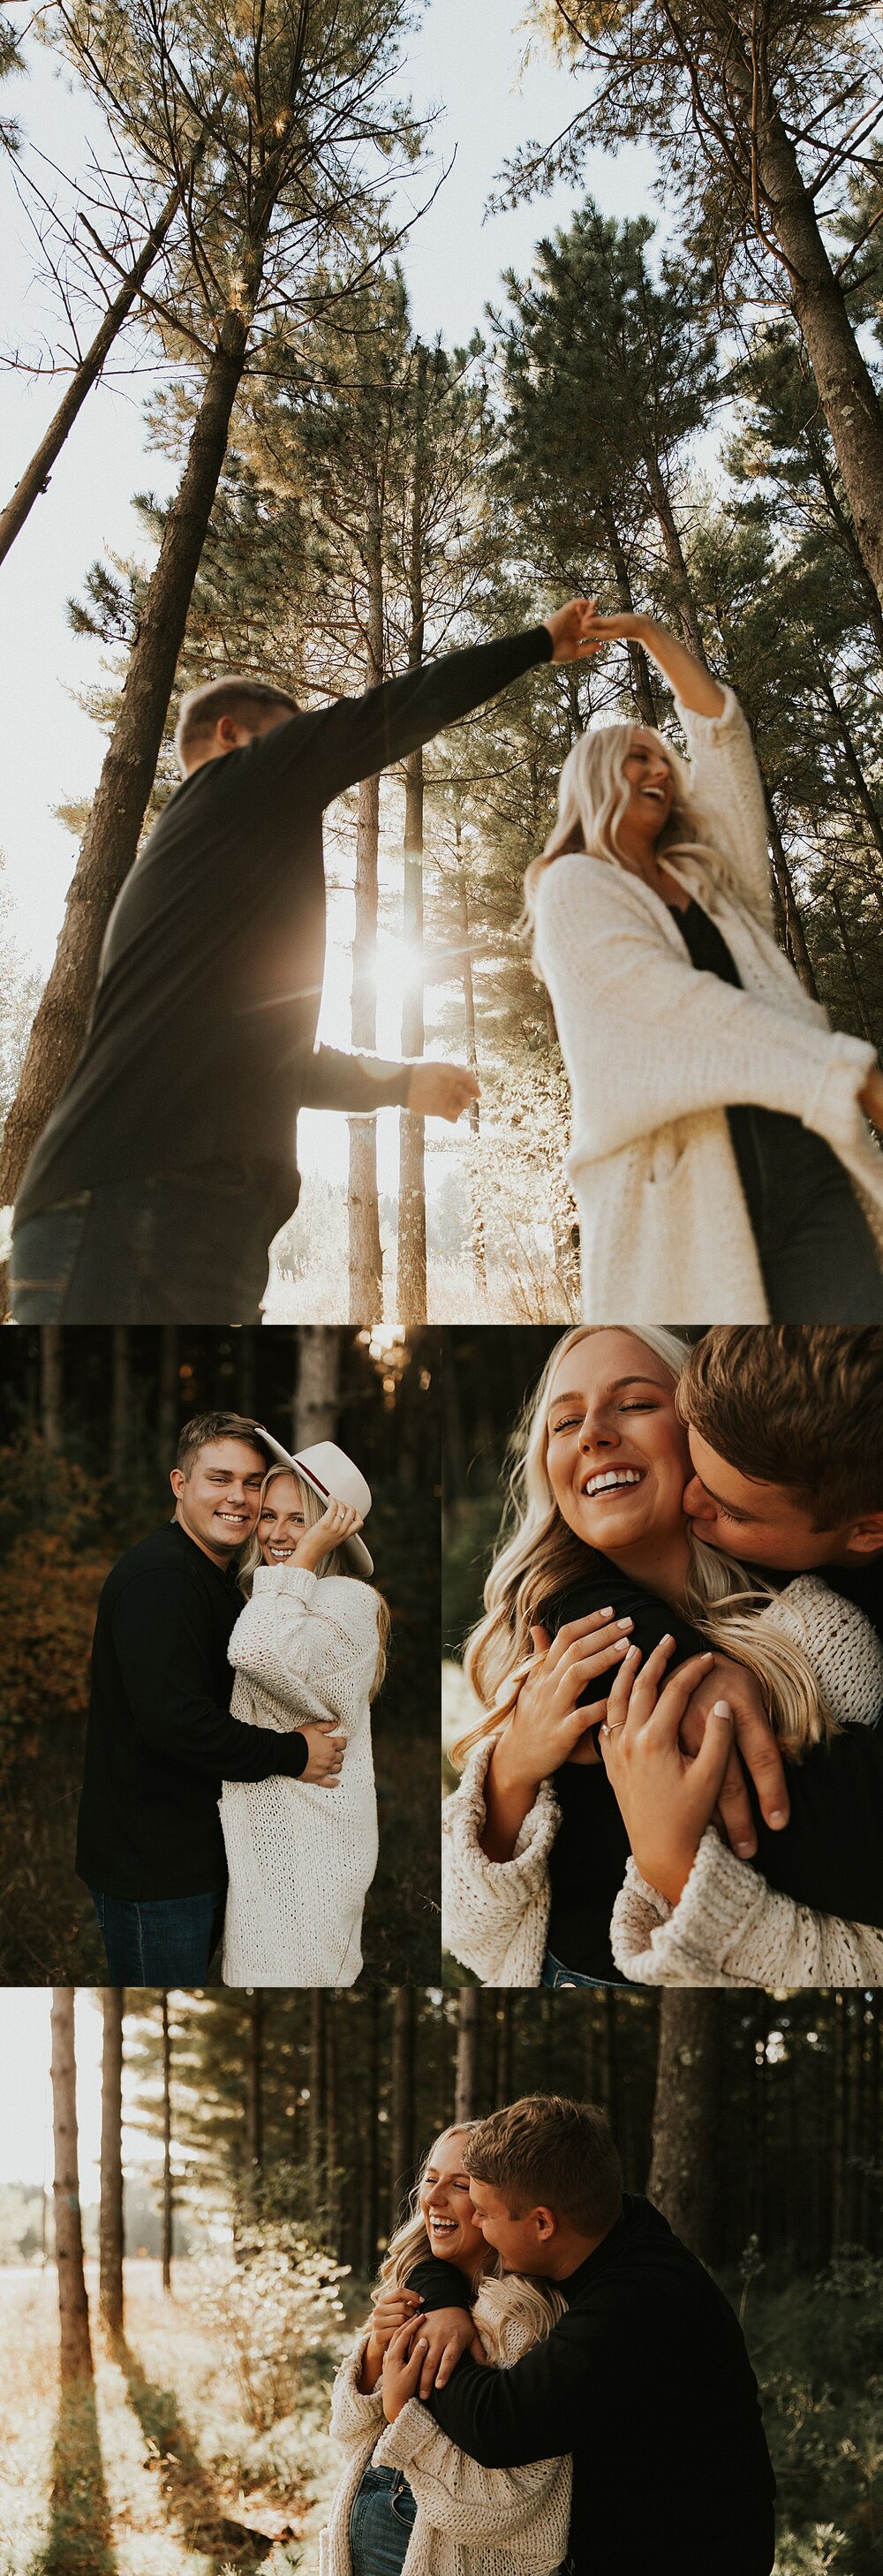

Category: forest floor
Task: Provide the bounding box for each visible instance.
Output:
[1,2258,879,2576]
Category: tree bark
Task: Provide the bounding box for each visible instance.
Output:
[348,465,385,1323]
[763,794,819,998]
[50,1989,93,2382]
[396,752,427,1324]
[359,1988,381,2278]
[99,1989,124,2338]
[452,828,487,1294]
[646,1992,721,2263]
[245,1991,264,2202]
[157,1326,178,1472]
[161,1992,172,2294]
[0,308,253,1207]
[40,1325,63,1450]
[309,1991,327,2202]
[455,1988,482,2124]
[389,1988,415,2232]
[829,878,875,1043]
[644,453,709,666]
[294,1326,341,1448]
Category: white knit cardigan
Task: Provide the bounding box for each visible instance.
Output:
[442,1578,883,1991]
[532,687,883,1322]
[220,1566,381,1988]
[320,2290,571,2576]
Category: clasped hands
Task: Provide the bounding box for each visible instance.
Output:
[360,2283,483,2421]
[495,1607,789,1907]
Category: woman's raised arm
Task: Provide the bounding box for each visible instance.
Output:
[580,610,726,718]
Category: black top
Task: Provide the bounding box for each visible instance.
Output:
[410,2198,775,2576]
[76,1520,309,1900]
[816,1551,883,1641]
[541,1556,883,1976]
[16,626,554,1221]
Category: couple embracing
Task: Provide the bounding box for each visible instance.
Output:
[77,1410,386,1986]
[322,2093,776,2576]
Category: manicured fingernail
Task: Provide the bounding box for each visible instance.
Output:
[769,1809,788,1827]
[616,1615,633,1630]
[615,1638,630,1653]
[625,1643,640,1660]
[713,1700,733,1719]
[597,1605,614,1618]
[735,1840,755,1856]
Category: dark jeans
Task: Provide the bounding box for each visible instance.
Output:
[10,1160,296,1323]
[350,2467,418,2576]
[729,1107,883,1321]
[90,1886,226,1984]
[541,1949,623,1991]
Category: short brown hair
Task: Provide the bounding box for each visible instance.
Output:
[464,2096,623,2237]
[176,1413,272,1477]
[175,675,298,767]
[679,1328,883,1527]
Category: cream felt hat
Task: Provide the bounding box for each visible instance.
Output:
[254,1431,374,1576]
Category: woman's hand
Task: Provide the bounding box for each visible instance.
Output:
[598,1637,735,1904]
[293,1499,363,1570]
[298,1719,346,1785]
[358,2285,425,2391]
[501,1611,636,1790]
[859,1065,883,1132]
[381,2318,429,2421]
[576,608,726,718]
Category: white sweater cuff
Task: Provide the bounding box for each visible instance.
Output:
[374,2399,437,2474]
[251,1564,319,1600]
[675,682,742,747]
[611,1833,763,1985]
[799,1031,876,1147]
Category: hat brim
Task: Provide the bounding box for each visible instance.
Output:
[254,1429,374,1577]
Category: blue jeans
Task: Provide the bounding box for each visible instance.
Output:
[541,1949,623,1991]
[350,2467,417,2576]
[10,1160,296,1323]
[90,1887,226,1984]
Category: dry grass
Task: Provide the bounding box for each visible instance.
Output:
[0,2263,349,2576]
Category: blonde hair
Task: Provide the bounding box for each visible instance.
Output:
[240,1463,390,1697]
[452,1326,835,1767]
[377,2126,565,2353]
[525,721,766,930]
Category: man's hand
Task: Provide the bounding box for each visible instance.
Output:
[406,1061,479,1122]
[544,595,605,663]
[679,1657,789,1855]
[297,1719,346,1785]
[859,1065,883,1131]
[405,2303,486,2398]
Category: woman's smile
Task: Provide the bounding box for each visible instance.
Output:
[544,1329,691,1595]
[419,2129,485,2272]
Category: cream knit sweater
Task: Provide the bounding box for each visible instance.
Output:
[220,1566,380,1988]
[532,687,883,1322]
[321,2285,571,2576]
[442,1577,883,1990]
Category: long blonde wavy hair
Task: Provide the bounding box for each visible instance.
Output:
[524,722,767,932]
[239,1463,390,1698]
[378,2125,565,2358]
[452,1326,836,1767]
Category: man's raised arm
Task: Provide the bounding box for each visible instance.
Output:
[308,602,601,809]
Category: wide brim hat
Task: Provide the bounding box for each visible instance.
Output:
[253,1431,374,1576]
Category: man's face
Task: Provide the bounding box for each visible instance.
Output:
[466,2175,555,2275]
[683,1425,870,1570]
[170,1439,267,1563]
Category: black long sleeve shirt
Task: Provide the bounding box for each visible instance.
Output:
[17,624,554,1221]
[75,1520,308,1899]
[408,2198,775,2576]
[541,1556,883,1976]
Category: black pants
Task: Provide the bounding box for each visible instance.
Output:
[10,1161,297,1324]
[728,1107,883,1321]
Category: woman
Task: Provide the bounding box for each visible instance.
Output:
[442,1326,883,1989]
[529,609,883,1321]
[221,1436,388,1986]
[321,2124,570,2576]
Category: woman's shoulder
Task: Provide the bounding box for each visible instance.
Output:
[319,1575,381,1630]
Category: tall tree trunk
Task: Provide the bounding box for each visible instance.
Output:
[646,1993,721,2263]
[455,1989,482,2124]
[452,827,487,1293]
[325,2010,340,2254]
[0,168,192,568]
[237,1326,258,1418]
[763,795,819,999]
[644,455,709,666]
[161,1992,173,2295]
[397,749,427,1323]
[803,418,883,658]
[348,466,385,1323]
[389,1988,415,2232]
[309,1991,327,2205]
[40,1325,63,1449]
[99,1989,124,2338]
[245,1992,264,2205]
[829,878,875,1043]
[494,1996,513,2104]
[110,1327,130,1490]
[359,1989,381,2278]
[0,305,255,1207]
[294,1326,341,1448]
[815,660,883,863]
[50,1990,93,2382]
[157,1326,178,1471]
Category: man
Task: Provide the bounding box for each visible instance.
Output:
[381,2095,775,2576]
[11,598,598,1321]
[77,1410,344,1983]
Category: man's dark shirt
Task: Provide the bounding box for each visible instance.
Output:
[541,1556,883,1977]
[76,1520,309,1900]
[17,626,553,1222]
[817,1550,883,1642]
[408,2197,775,2576]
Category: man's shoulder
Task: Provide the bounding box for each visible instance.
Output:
[99,1523,205,1607]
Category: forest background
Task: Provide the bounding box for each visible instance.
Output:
[0,1984,879,2576]
[2,3,883,1320]
[0,1321,441,1983]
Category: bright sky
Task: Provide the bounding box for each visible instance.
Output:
[0,1991,163,2194]
[0,0,657,1190]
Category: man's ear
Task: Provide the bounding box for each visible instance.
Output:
[170,1468,185,1502]
[533,2205,558,2245]
[840,1512,883,1559]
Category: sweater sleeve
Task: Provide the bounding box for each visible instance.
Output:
[426,2313,599,2466]
[307,627,555,805]
[328,2336,386,2451]
[298,1045,412,1114]
[757,1576,883,1726]
[375,2399,571,2554]
[676,686,774,929]
[610,1830,883,1988]
[229,1570,380,1735]
[533,856,875,1161]
[442,1737,557,1986]
[110,1567,307,1782]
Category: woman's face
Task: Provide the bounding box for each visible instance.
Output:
[257,1472,308,1566]
[544,1330,690,1558]
[622,729,675,838]
[419,2129,486,2271]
